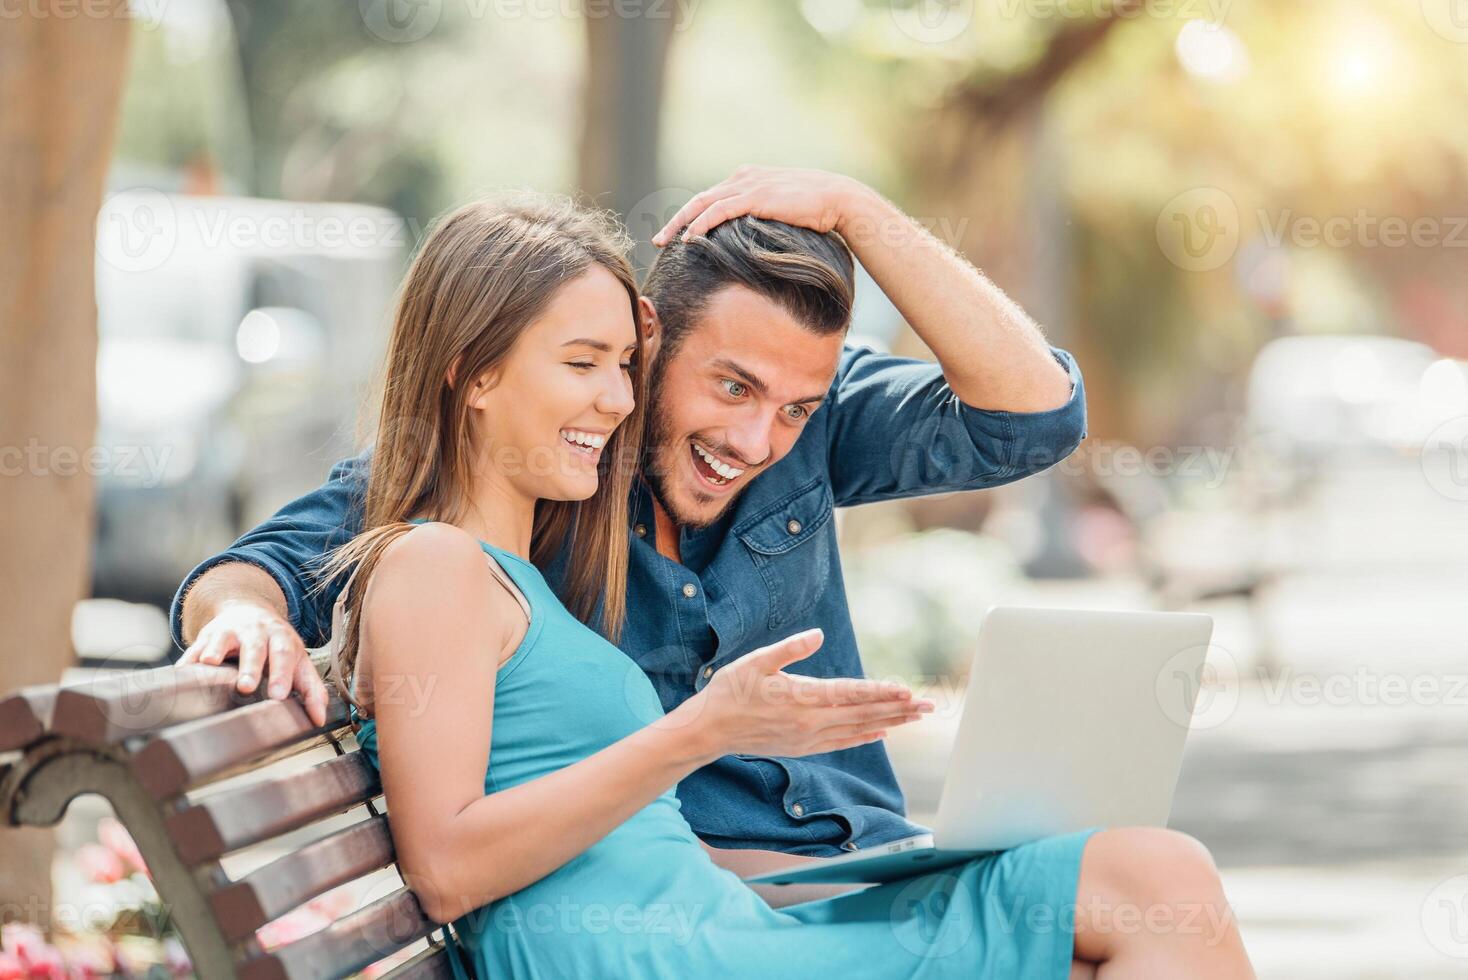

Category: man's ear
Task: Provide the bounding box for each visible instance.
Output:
[638,296,662,364]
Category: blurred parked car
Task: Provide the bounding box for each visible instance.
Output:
[91,192,407,607]
[1245,334,1468,465]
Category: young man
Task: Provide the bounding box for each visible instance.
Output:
[172,167,1086,866]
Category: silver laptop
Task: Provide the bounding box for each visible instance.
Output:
[744,606,1214,886]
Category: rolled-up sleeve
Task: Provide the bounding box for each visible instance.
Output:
[168,452,371,651]
[824,345,1086,508]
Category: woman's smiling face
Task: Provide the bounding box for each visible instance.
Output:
[467,264,639,503]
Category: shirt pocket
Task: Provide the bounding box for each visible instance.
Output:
[733,478,835,631]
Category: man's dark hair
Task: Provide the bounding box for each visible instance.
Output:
[641,216,856,359]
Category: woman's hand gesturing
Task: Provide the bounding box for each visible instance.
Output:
[678,628,934,760]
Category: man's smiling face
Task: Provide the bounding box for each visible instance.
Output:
[644,284,845,529]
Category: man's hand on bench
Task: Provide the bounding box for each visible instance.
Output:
[179,600,330,726]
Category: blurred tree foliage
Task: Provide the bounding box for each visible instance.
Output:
[221,0,452,224]
[109,0,1468,441]
[708,0,1468,440]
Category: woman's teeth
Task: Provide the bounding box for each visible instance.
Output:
[562,429,606,455]
[693,441,744,484]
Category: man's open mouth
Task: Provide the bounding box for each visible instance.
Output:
[689,439,745,489]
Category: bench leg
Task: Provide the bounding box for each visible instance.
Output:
[2,739,239,979]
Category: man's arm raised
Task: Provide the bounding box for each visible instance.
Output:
[654,165,1075,413]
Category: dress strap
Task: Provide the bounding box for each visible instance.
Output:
[481,552,531,622]
[330,561,368,704]
[437,924,473,980]
[336,529,533,714]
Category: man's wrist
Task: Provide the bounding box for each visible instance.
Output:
[832,181,900,251]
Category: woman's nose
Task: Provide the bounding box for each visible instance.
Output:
[598,368,636,419]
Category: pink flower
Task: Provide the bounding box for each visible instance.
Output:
[58,940,112,980]
[305,883,358,921]
[162,937,191,977]
[361,945,417,979]
[24,945,65,980]
[97,817,148,877]
[74,843,126,885]
[65,960,100,980]
[255,907,331,952]
[0,952,23,980]
[0,924,44,966]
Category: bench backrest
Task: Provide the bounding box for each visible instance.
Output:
[0,654,462,980]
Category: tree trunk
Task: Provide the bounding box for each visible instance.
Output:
[578,8,677,270]
[0,3,131,932]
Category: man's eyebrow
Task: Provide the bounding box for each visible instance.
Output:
[561,338,613,352]
[711,357,769,396]
[711,357,826,405]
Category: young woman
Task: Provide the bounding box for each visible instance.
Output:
[323,195,1254,979]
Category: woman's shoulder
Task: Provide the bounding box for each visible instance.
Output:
[383,520,487,572]
[364,522,518,641]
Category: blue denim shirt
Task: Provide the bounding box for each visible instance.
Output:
[171,345,1086,856]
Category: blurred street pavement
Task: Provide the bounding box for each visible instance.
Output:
[888,566,1468,979]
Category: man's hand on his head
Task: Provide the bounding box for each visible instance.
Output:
[178,601,330,726]
[652,166,866,246]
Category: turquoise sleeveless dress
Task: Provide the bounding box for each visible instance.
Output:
[352,536,1100,978]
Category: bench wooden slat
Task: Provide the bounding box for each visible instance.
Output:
[377,943,459,980]
[211,816,396,943]
[50,664,256,744]
[168,751,381,864]
[238,887,437,980]
[0,684,58,751]
[129,694,349,800]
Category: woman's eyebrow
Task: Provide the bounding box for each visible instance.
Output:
[561,338,613,351]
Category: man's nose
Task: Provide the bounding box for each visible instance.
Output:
[724,411,776,467]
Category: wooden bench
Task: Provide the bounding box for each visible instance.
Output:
[0,653,468,980]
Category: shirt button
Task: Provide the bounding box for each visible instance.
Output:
[787,519,802,534]
[791,803,804,817]
[681,583,697,598]
[841,841,859,852]
[634,524,647,537]
[702,665,713,679]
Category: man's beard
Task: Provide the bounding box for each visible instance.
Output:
[643,354,723,531]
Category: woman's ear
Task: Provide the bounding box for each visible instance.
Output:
[449,355,501,409]
[638,296,661,365]
[466,368,501,410]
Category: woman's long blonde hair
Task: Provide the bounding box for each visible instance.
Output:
[316,194,646,711]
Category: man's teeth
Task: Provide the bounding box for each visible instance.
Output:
[693,442,744,481]
[561,429,606,450]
